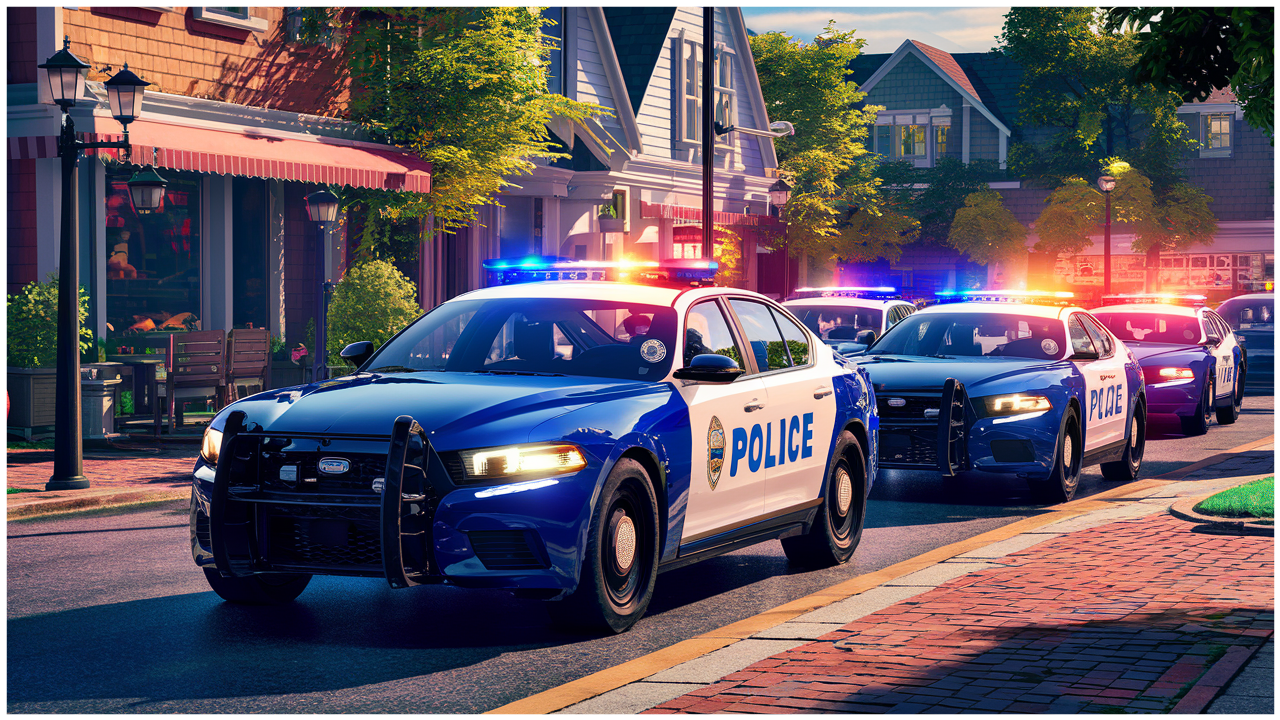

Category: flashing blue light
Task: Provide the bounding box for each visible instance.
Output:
[481,256,719,287]
[932,289,1077,306]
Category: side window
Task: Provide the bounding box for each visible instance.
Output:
[728,299,792,372]
[1068,315,1097,358]
[770,307,811,366]
[1203,313,1222,342]
[684,300,745,368]
[1082,316,1114,357]
[1210,313,1232,341]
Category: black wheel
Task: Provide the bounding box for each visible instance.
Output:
[1180,374,1213,436]
[547,458,658,634]
[1102,398,1146,482]
[202,568,311,605]
[782,430,867,568]
[1216,365,1242,425]
[1028,406,1082,504]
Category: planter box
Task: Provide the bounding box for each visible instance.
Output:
[598,217,625,233]
[8,365,123,441]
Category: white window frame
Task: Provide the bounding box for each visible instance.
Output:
[674,33,735,151]
[192,7,268,33]
[873,109,936,166]
[1200,112,1233,158]
[713,44,736,143]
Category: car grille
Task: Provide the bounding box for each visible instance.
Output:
[877,395,941,420]
[468,530,549,570]
[264,503,382,569]
[259,452,386,494]
[878,427,938,467]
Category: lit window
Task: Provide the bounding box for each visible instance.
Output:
[898,125,926,157]
[1201,113,1232,157]
[935,125,948,155]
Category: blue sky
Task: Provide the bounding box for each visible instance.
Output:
[739,7,1010,55]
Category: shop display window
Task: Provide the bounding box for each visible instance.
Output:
[104,169,202,352]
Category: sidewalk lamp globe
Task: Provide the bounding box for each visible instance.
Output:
[305,189,340,224]
[127,166,168,213]
[1097,176,1116,193]
[103,63,150,126]
[768,178,792,209]
[37,37,91,109]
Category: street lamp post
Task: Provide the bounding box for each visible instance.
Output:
[39,38,160,490]
[769,178,793,299]
[305,189,340,383]
[1097,175,1116,296]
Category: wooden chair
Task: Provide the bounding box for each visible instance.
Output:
[226,328,271,402]
[160,330,227,432]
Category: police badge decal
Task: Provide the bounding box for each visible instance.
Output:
[707,416,725,490]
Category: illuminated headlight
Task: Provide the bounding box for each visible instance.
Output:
[1158,367,1195,380]
[200,427,223,466]
[983,394,1053,417]
[457,443,587,484]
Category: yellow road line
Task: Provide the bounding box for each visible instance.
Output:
[489,436,1275,714]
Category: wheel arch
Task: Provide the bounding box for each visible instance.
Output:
[616,446,668,557]
[839,419,870,497]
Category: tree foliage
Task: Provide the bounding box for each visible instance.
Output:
[878,159,1004,245]
[947,191,1028,265]
[1103,7,1274,142]
[326,259,424,365]
[7,275,93,368]
[751,23,917,266]
[331,8,607,233]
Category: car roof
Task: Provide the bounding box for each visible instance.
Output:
[915,302,1076,320]
[782,297,910,310]
[1221,293,1274,303]
[447,281,683,306]
[1092,304,1200,318]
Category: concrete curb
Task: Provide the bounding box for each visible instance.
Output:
[1169,492,1275,536]
[7,487,188,520]
[1171,643,1268,714]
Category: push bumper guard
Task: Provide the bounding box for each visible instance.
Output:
[876,378,971,476]
[209,411,442,588]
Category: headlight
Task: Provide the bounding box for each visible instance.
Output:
[200,427,223,466]
[457,443,587,484]
[983,394,1053,417]
[1158,367,1195,380]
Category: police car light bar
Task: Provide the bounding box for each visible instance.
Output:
[483,257,718,287]
[1099,293,1207,307]
[935,289,1076,306]
[788,286,900,300]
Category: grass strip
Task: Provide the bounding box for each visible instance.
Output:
[1194,476,1274,519]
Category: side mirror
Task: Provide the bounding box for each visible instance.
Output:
[673,353,744,384]
[855,330,877,346]
[340,340,375,369]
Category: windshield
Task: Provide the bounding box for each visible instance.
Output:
[868,311,1067,360]
[786,304,882,342]
[365,297,678,382]
[1217,297,1274,329]
[1093,312,1202,344]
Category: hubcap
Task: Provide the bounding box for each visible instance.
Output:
[614,515,636,571]
[1063,433,1074,471]
[836,468,852,515]
[1131,417,1139,447]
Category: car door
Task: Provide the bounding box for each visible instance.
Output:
[1204,311,1236,398]
[1073,313,1129,451]
[677,297,769,542]
[725,298,838,515]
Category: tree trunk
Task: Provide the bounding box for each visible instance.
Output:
[1145,243,1162,293]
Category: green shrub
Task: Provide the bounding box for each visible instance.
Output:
[6,275,93,368]
[326,259,423,366]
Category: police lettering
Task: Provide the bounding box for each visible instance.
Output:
[730,412,814,477]
[1088,384,1125,421]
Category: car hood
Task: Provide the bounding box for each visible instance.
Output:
[1124,341,1204,364]
[851,355,1066,395]
[217,372,664,450]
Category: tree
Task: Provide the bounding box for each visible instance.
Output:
[326,259,424,365]
[1102,8,1274,142]
[751,23,917,271]
[947,191,1028,265]
[878,158,1004,244]
[324,8,607,235]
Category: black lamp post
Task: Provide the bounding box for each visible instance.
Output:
[305,189,340,383]
[769,178,793,299]
[39,38,156,490]
[1097,175,1116,296]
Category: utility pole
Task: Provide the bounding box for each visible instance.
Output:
[701,6,714,261]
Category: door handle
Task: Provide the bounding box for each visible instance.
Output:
[744,399,765,412]
[813,385,833,399]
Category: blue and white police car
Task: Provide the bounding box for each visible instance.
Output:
[783,287,918,353]
[190,259,878,633]
[1091,294,1245,435]
[849,291,1145,503]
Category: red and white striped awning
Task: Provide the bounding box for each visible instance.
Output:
[8,119,431,194]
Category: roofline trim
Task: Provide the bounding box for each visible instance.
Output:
[586,7,644,155]
[858,40,1011,137]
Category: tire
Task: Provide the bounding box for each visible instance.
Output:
[202,568,311,605]
[1102,399,1146,482]
[1028,406,1082,504]
[1216,365,1242,425]
[782,430,867,568]
[1180,374,1213,436]
[547,458,658,634]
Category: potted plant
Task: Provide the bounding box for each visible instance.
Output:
[598,201,624,233]
[7,275,94,439]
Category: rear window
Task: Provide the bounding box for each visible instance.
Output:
[1217,297,1274,329]
[1093,312,1202,344]
[785,304,882,342]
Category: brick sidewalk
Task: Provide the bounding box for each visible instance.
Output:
[6,445,197,493]
[645,513,1273,714]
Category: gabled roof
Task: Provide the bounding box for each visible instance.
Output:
[909,40,980,101]
[603,7,676,120]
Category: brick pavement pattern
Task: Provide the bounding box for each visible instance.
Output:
[7,447,196,493]
[645,513,1273,714]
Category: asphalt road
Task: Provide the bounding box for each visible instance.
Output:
[8,395,1273,713]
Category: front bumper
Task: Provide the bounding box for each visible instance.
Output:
[191,412,596,594]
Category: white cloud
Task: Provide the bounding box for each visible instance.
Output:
[741,6,1010,55]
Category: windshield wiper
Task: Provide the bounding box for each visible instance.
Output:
[370,366,420,374]
[924,354,955,359]
[471,369,566,377]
